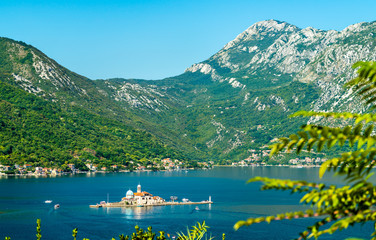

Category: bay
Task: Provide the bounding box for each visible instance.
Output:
[0,167,371,239]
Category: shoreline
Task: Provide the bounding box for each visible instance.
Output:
[0,165,323,178]
[212,164,321,168]
[0,168,197,178]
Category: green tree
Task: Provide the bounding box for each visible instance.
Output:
[234,61,376,239]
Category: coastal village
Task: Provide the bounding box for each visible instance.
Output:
[0,153,327,176]
[90,184,212,208]
[0,147,326,177]
[230,156,326,167]
[0,158,199,176]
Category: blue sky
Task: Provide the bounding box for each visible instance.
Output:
[1,0,375,80]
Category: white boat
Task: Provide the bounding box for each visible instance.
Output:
[195,206,200,211]
[89,204,102,208]
[44,200,52,203]
[54,204,60,209]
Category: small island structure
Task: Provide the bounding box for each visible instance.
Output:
[90,184,212,208]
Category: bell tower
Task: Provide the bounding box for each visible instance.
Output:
[137,184,141,193]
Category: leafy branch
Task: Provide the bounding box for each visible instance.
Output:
[346,61,376,107]
[235,61,376,239]
[177,221,212,240]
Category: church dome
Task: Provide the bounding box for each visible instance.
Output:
[126,189,134,198]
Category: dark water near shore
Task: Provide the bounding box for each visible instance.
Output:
[0,167,372,239]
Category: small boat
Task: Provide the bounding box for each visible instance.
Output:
[54,204,60,209]
[195,206,200,211]
[90,204,102,208]
[44,200,52,204]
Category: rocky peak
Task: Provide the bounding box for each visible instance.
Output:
[223,19,297,50]
[0,38,88,99]
[185,20,376,92]
[251,19,298,32]
[342,22,368,33]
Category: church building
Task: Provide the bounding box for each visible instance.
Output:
[122,184,165,206]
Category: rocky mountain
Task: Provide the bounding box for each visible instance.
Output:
[1,19,376,163]
[99,20,376,160]
[192,20,376,112]
[0,39,192,167]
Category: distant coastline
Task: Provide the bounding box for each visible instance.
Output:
[0,158,209,177]
[213,164,321,168]
[0,164,325,178]
[0,168,192,178]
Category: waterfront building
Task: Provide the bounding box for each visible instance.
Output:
[121,184,165,205]
[85,163,93,170]
[35,167,43,174]
[24,164,32,169]
[90,184,212,208]
[68,164,75,171]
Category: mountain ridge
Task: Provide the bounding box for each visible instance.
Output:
[105,19,376,159]
[1,19,376,164]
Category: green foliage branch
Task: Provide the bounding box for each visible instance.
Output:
[234,61,376,239]
[177,221,212,240]
[36,219,41,240]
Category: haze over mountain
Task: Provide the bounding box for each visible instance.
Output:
[1,19,376,165]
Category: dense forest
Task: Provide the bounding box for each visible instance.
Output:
[0,80,188,170]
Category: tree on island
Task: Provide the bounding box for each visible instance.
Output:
[235,61,376,239]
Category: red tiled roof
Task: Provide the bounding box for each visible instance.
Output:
[134,191,153,197]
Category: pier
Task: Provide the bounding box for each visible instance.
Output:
[90,200,213,208]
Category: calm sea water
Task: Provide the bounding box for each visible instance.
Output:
[0,167,372,240]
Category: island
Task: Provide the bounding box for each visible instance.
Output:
[90,184,212,208]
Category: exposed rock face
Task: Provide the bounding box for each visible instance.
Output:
[3,40,88,100]
[184,20,376,116]
[186,20,376,91]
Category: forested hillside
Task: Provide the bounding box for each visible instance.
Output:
[0,80,186,169]
[1,19,376,166]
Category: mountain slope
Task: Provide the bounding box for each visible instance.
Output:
[0,80,187,169]
[2,19,376,163]
[0,37,203,160]
[102,20,376,160]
